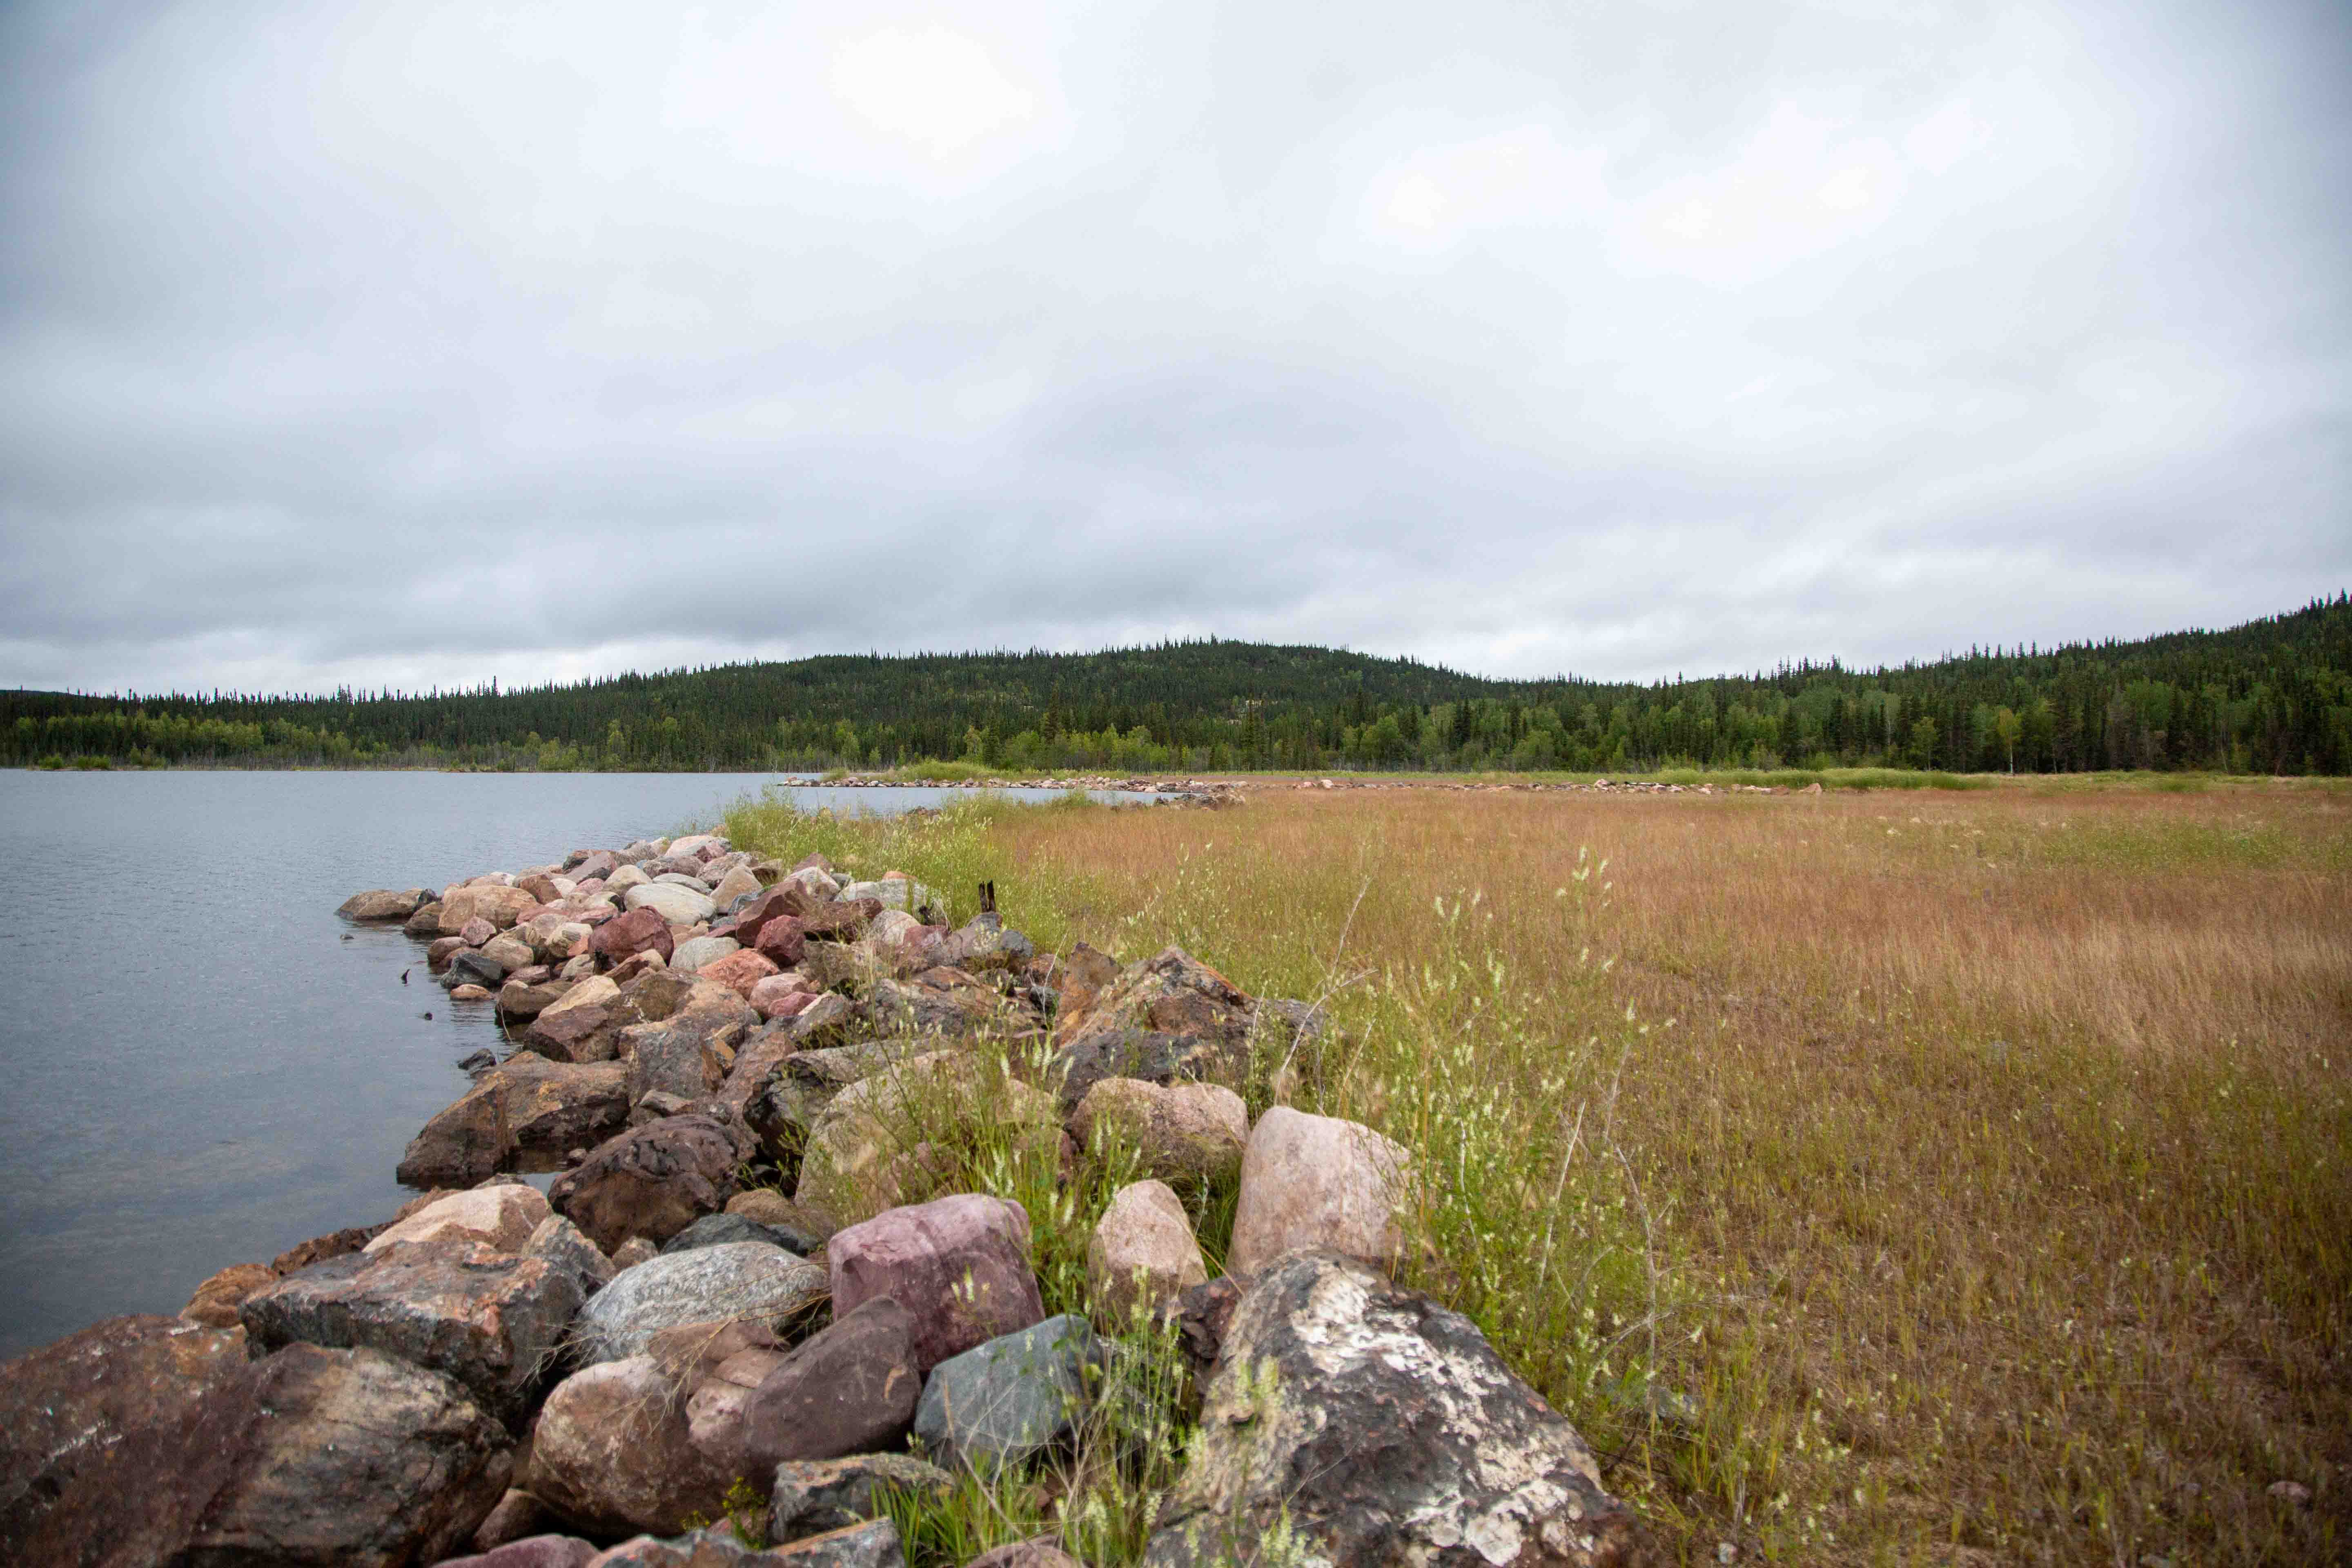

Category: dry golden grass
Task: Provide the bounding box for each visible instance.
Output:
[726,780,2348,1565]
[976,783,2352,1566]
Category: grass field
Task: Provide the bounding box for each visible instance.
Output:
[727,778,2350,1566]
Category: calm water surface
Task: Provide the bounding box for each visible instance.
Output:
[0,769,1140,1359]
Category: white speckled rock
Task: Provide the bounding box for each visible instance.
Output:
[571,1242,826,1364]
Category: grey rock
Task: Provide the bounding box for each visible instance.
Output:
[526,1212,620,1299]
[768,1454,951,1543]
[1141,1251,1651,1568]
[448,947,512,989]
[239,1244,584,1423]
[660,1212,808,1257]
[912,1314,1099,1476]
[672,935,742,973]
[573,1242,828,1364]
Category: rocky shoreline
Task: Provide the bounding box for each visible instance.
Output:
[0,830,1653,1568]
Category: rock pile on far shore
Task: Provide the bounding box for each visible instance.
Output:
[0,831,1650,1568]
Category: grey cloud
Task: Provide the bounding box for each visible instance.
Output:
[1,0,2345,696]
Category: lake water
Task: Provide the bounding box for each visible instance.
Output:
[0,769,1145,1360]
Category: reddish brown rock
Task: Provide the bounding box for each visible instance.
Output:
[798,899,882,941]
[430,934,470,971]
[594,905,676,967]
[550,1116,749,1254]
[528,1355,733,1537]
[698,947,780,1000]
[398,1053,632,1186]
[180,1262,278,1327]
[753,913,808,967]
[826,1194,1044,1376]
[735,1296,924,1475]
[272,1222,388,1274]
[749,976,817,1021]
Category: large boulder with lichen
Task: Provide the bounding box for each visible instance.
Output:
[1142,1250,1653,1568]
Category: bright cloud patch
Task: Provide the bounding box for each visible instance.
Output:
[830,26,1040,163]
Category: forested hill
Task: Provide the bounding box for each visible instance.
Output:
[7,596,2349,775]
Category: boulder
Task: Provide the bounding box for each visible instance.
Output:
[1069,1078,1247,1189]
[748,975,816,1021]
[595,905,677,967]
[787,993,853,1044]
[654,871,715,893]
[399,1054,631,1186]
[710,866,764,907]
[767,1454,951,1544]
[572,1243,828,1365]
[607,864,653,892]
[486,932,539,972]
[239,1243,584,1423]
[180,1262,278,1327]
[1047,942,1123,1041]
[526,975,626,1061]
[0,1315,250,1562]
[431,934,471,971]
[670,833,727,858]
[737,1297,925,1474]
[661,1212,810,1256]
[3,1326,511,1568]
[530,1356,730,1537]
[525,1213,619,1298]
[461,917,500,947]
[859,970,1031,1041]
[799,899,883,942]
[683,1344,793,1480]
[444,1535,600,1568]
[1047,947,1258,1108]
[552,1115,750,1253]
[408,900,449,936]
[747,1036,926,1157]
[365,1183,551,1258]
[1086,1180,1207,1323]
[587,1519,903,1567]
[826,1194,1043,1377]
[672,936,739,975]
[625,1018,741,1108]
[1226,1107,1410,1278]
[700,948,782,1000]
[500,978,576,1022]
[1141,1251,1650,1568]
[339,887,427,921]
[454,983,496,1002]
[794,1054,1057,1219]
[444,883,539,934]
[448,947,511,989]
[912,1315,1099,1476]
[626,882,719,926]
[735,885,822,951]
[753,914,809,967]
[273,1221,388,1274]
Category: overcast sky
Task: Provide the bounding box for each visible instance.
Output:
[2,0,2345,695]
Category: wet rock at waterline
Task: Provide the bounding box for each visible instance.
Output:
[339,886,430,921]
[1143,1251,1652,1568]
[2,1327,512,1568]
[399,1053,630,1186]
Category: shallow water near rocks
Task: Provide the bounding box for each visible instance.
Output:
[0,769,1144,1360]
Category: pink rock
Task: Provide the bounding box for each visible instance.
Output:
[440,1535,598,1568]
[592,906,674,967]
[428,936,468,972]
[748,976,817,1021]
[460,918,497,947]
[753,914,807,967]
[697,949,780,1000]
[827,1193,1044,1376]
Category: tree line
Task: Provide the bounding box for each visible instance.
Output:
[7,596,2348,776]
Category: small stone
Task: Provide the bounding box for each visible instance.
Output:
[612,1236,659,1270]
[462,917,499,947]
